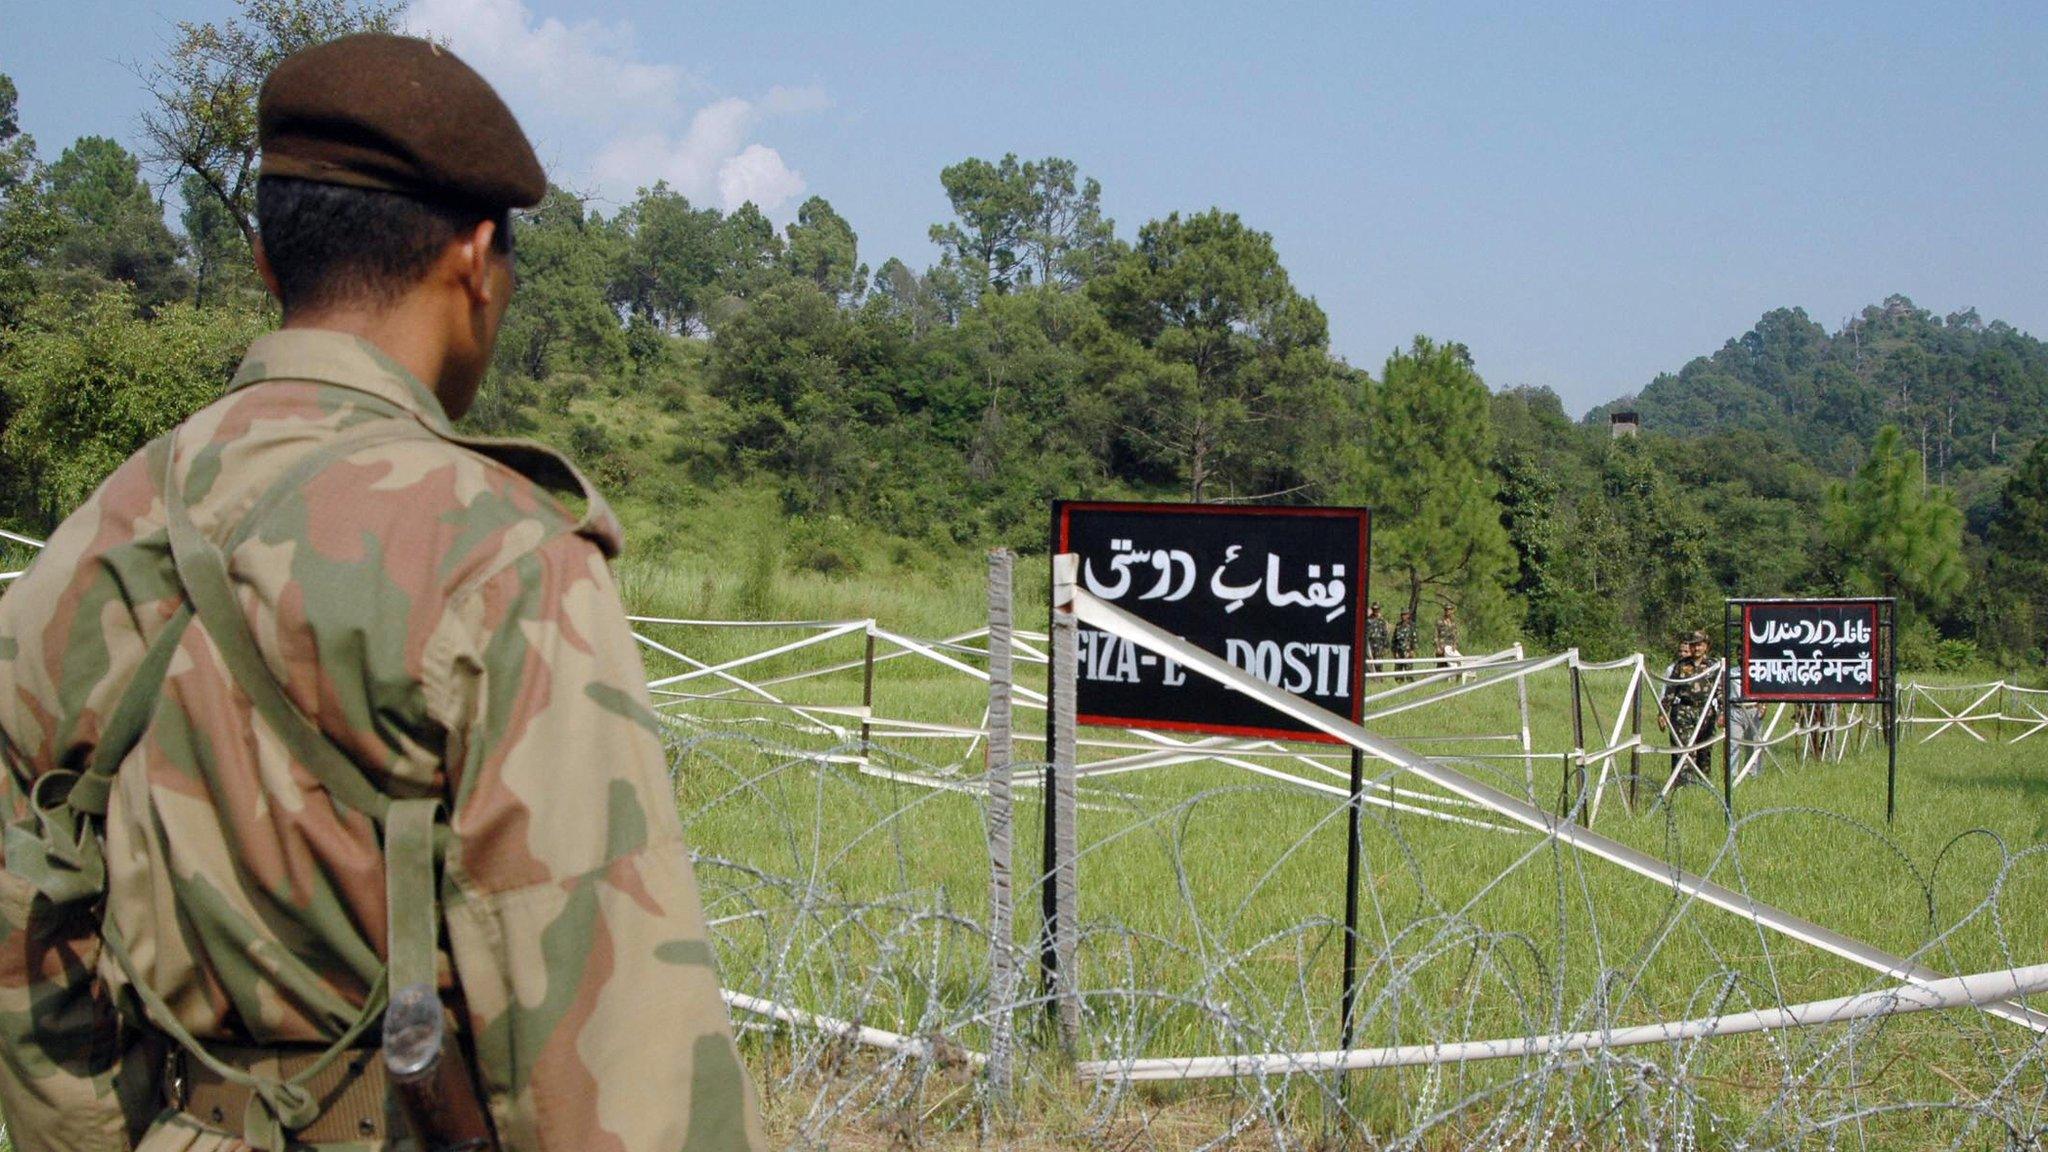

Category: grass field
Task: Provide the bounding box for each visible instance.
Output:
[626,552,2048,1149]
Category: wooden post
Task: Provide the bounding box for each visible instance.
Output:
[984,549,1016,1103]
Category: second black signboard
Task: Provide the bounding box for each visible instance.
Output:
[1054,500,1370,743]
[1736,599,1885,702]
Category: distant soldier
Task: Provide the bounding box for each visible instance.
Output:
[1364,602,1390,672]
[1659,630,1720,781]
[1392,609,1419,679]
[0,34,762,1151]
[1435,603,1467,681]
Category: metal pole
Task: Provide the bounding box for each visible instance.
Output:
[984,549,1016,1104]
[1515,643,1535,795]
[1568,657,1585,815]
[1722,674,1735,816]
[859,629,878,761]
[1628,659,1642,812]
[1722,608,1735,817]
[1886,697,1898,825]
[1340,746,1364,1054]
[1885,602,1898,825]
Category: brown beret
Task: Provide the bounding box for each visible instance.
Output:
[259,33,545,210]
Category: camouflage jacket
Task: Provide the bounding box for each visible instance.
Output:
[1392,619,1417,656]
[0,330,762,1151]
[1663,654,1718,716]
[1434,618,1460,653]
[1363,616,1389,658]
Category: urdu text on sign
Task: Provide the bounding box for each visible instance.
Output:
[1055,501,1370,742]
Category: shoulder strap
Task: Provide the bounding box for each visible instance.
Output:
[159,423,411,825]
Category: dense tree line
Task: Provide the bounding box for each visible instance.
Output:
[2,0,2045,670]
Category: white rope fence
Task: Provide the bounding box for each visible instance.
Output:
[621,602,2046,838]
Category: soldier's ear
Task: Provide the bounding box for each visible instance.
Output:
[453,219,501,308]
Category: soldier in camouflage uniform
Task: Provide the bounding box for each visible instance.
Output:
[1392,609,1418,680]
[1364,602,1389,673]
[1659,630,1720,782]
[0,34,762,1152]
[1434,603,1464,679]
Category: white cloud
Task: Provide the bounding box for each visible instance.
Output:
[589,99,808,213]
[718,145,806,214]
[403,0,823,213]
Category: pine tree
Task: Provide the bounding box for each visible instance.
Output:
[1355,336,1516,628]
[1986,438,2048,654]
[1823,424,1966,607]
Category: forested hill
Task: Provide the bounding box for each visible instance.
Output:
[1587,298,2048,479]
[5,1,2048,672]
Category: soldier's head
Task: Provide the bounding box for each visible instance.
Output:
[1368,602,1381,617]
[254,34,545,419]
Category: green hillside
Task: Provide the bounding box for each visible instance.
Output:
[1587,297,2048,482]
[5,13,2048,669]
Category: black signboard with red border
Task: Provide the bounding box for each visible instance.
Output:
[1053,500,1370,743]
[1732,599,1889,703]
[1721,596,1900,822]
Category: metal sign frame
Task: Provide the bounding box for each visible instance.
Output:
[1044,500,1376,1061]
[1722,597,1899,821]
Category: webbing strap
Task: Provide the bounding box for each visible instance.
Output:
[2,603,193,906]
[100,906,388,1151]
[65,602,192,819]
[384,798,442,994]
[159,427,395,825]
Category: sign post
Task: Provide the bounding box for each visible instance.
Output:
[1724,598,1898,820]
[1047,501,1371,1054]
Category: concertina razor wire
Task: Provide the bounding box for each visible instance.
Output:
[4,531,2048,1148]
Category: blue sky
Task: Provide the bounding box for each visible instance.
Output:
[4,0,2043,414]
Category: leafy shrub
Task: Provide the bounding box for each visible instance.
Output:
[1932,638,1981,672]
[787,514,863,578]
[0,286,267,520]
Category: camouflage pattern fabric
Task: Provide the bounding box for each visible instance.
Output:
[0,330,763,1151]
[1662,653,1719,778]
[1391,619,1417,659]
[1434,616,1460,656]
[1364,615,1389,662]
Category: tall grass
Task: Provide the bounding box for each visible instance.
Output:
[649,589,2048,1147]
